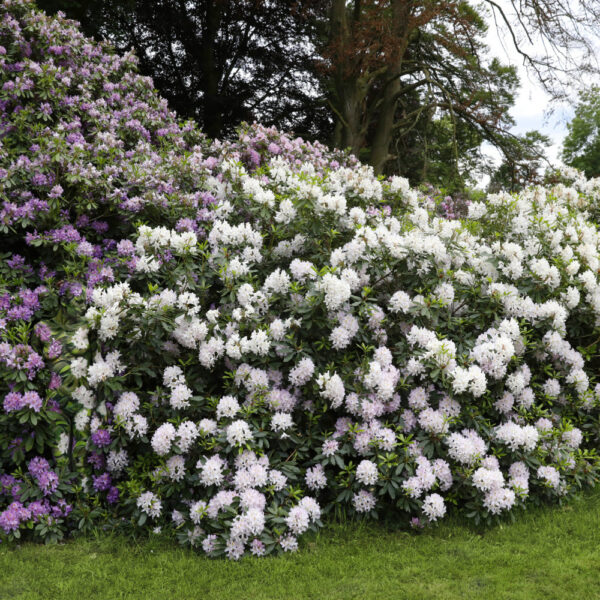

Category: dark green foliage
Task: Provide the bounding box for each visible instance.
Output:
[36,0,330,140]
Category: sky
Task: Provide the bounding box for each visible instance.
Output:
[481,8,579,174]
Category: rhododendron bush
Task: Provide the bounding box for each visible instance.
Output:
[2,0,600,557]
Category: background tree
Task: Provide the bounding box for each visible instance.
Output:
[382,30,523,188]
[562,86,600,178]
[37,0,329,140]
[488,130,551,192]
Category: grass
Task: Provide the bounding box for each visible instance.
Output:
[2,491,600,600]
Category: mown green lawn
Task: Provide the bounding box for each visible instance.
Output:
[2,491,600,600]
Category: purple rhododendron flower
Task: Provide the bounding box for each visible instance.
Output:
[91,429,111,447]
[93,473,112,492]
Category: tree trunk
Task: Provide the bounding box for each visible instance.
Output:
[369,67,401,173]
[329,0,366,156]
[369,0,410,174]
[200,0,224,139]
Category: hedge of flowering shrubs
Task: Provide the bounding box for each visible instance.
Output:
[2,0,600,558]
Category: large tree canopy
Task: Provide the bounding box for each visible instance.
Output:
[37,0,329,140]
[321,3,529,181]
